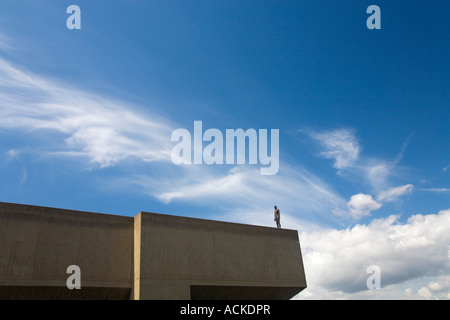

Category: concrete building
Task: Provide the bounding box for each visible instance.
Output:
[0,202,306,300]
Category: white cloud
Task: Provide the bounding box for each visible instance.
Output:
[419,188,450,193]
[1,48,447,301]
[155,167,249,204]
[0,56,351,226]
[417,287,433,299]
[347,193,382,218]
[305,129,416,195]
[296,209,450,299]
[337,184,417,220]
[120,163,349,226]
[340,184,414,220]
[377,184,414,203]
[0,57,175,168]
[5,149,19,161]
[306,129,360,171]
[305,128,419,220]
[365,162,391,191]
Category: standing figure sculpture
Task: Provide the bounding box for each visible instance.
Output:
[274,205,281,228]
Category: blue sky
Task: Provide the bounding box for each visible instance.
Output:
[0,1,449,299]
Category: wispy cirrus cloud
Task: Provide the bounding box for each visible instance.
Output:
[304,128,408,192]
[306,128,360,171]
[0,55,350,226]
[0,57,175,167]
[377,184,414,203]
[418,188,450,193]
[117,163,349,227]
[303,128,420,219]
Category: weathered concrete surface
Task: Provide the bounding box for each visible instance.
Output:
[134,212,306,300]
[0,202,306,300]
[0,202,134,299]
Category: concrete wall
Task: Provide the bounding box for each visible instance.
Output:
[134,212,306,300]
[0,202,134,299]
[0,202,306,300]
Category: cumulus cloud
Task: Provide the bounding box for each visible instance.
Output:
[347,193,382,218]
[297,209,450,298]
[340,185,415,220]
